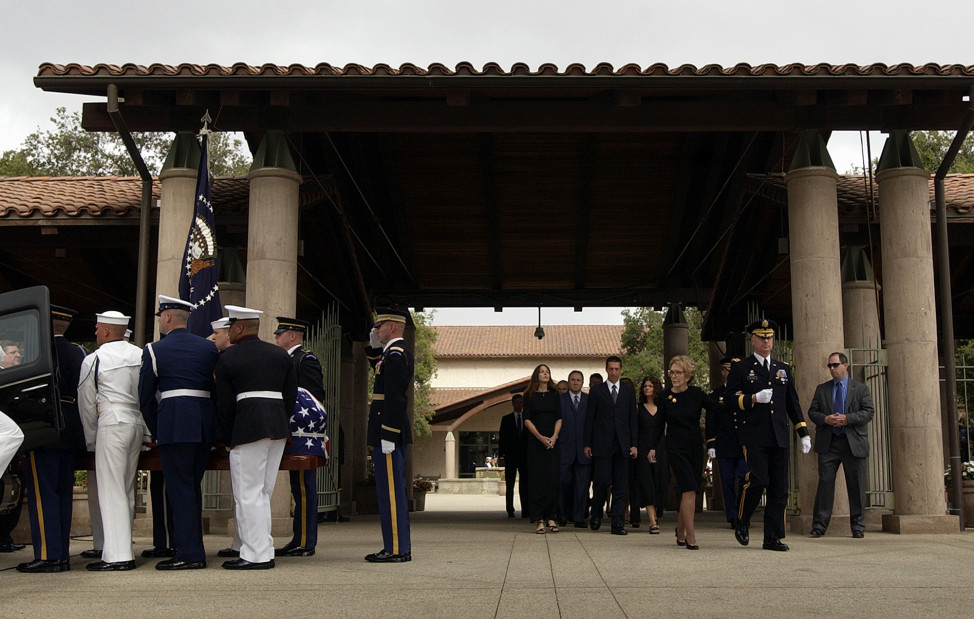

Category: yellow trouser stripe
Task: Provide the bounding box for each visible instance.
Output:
[298,473,307,546]
[737,445,749,520]
[386,453,399,554]
[29,452,47,559]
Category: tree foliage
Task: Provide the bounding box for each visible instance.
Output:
[620,306,714,390]
[910,130,974,174]
[0,107,251,177]
[411,310,438,438]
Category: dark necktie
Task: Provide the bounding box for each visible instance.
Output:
[574,394,580,411]
[763,358,769,374]
[611,384,618,404]
[832,381,845,436]
[516,413,522,436]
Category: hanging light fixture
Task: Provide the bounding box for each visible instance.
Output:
[534,306,545,340]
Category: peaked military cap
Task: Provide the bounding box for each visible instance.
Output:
[274,317,309,335]
[373,307,411,328]
[746,318,778,338]
[51,305,78,322]
[226,305,263,321]
[156,295,193,316]
[210,317,231,330]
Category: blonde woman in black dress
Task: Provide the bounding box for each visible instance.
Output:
[649,355,719,550]
[523,364,563,534]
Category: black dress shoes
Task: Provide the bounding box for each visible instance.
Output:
[573,521,587,528]
[589,517,602,531]
[86,560,136,571]
[222,558,274,570]
[762,537,789,551]
[809,528,826,538]
[364,550,411,563]
[610,527,628,536]
[216,548,240,558]
[557,517,568,527]
[17,559,69,573]
[734,522,749,546]
[507,512,515,518]
[80,549,102,559]
[630,522,640,528]
[141,547,176,558]
[0,542,26,552]
[852,530,865,539]
[156,558,207,570]
[276,544,315,557]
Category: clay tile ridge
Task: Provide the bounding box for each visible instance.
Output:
[432,325,624,358]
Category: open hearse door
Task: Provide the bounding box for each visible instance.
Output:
[0,286,60,451]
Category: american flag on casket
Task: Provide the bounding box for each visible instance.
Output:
[285,387,329,458]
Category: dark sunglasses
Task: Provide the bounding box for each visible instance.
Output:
[827,362,843,369]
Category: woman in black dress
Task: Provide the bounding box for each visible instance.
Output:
[649,355,718,550]
[522,363,563,534]
[632,376,667,534]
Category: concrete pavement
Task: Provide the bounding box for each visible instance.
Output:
[3,493,973,618]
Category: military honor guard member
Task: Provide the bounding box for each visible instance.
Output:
[16,306,87,573]
[139,295,220,570]
[273,317,326,558]
[726,319,812,552]
[807,352,875,538]
[705,356,749,529]
[0,411,23,476]
[214,305,297,570]
[75,311,146,571]
[364,308,414,563]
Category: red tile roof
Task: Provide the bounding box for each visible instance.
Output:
[36,62,974,79]
[432,325,624,358]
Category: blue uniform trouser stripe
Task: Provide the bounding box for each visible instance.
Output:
[159,442,209,563]
[25,447,74,561]
[289,468,318,548]
[373,446,410,555]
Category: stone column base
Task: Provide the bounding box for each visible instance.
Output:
[882,513,960,534]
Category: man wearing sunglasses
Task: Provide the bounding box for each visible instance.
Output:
[807,352,874,539]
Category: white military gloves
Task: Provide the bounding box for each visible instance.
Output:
[381,439,396,454]
[369,327,381,349]
[755,388,773,404]
[800,436,812,454]
[707,448,716,460]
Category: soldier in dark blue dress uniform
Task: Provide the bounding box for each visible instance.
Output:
[138,296,220,570]
[726,319,811,552]
[705,356,749,529]
[17,305,86,573]
[364,308,414,563]
[273,317,325,557]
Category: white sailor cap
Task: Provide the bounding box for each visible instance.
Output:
[156,295,193,316]
[225,305,263,321]
[95,310,131,326]
[210,317,231,330]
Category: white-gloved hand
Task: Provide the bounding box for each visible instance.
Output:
[755,388,773,404]
[707,448,716,460]
[369,327,381,349]
[801,436,812,454]
[381,439,395,454]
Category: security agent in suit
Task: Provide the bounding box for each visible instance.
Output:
[215,305,297,570]
[808,352,874,538]
[498,394,529,518]
[364,308,414,563]
[705,356,749,528]
[273,316,324,557]
[583,355,638,535]
[559,370,591,527]
[138,296,220,570]
[75,310,146,571]
[727,319,812,552]
[16,306,86,572]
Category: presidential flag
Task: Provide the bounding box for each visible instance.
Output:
[178,133,222,337]
[285,387,329,458]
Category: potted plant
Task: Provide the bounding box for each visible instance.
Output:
[412,477,433,512]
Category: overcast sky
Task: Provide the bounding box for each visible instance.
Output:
[3,1,971,325]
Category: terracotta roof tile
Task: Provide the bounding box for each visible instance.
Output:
[36,62,974,79]
[432,325,624,358]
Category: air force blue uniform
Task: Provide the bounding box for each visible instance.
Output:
[366,338,413,557]
[23,333,86,563]
[139,328,220,564]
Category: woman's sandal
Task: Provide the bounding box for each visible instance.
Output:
[649,524,660,534]
[536,523,546,534]
[547,521,559,533]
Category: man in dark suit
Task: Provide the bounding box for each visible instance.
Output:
[559,370,591,527]
[139,295,220,570]
[807,352,874,538]
[706,356,748,528]
[727,319,811,552]
[364,308,414,563]
[214,305,297,570]
[498,394,528,518]
[273,316,325,557]
[584,355,638,535]
[16,305,85,572]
